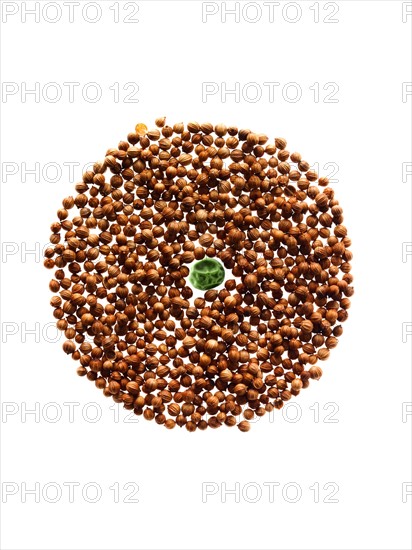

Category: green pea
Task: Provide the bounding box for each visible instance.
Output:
[189,258,225,291]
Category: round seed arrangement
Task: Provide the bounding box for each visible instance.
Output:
[44,118,353,432]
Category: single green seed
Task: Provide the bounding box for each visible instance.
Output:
[189,259,225,291]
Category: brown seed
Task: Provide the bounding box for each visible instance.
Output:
[155,117,166,128]
[301,320,314,333]
[204,339,218,354]
[220,369,233,382]
[126,381,140,395]
[108,381,120,394]
[187,121,200,133]
[291,379,303,392]
[275,137,287,150]
[182,336,196,348]
[244,274,257,289]
[238,420,251,432]
[309,366,323,380]
[199,234,214,247]
[63,341,76,354]
[168,403,180,416]
[195,209,208,222]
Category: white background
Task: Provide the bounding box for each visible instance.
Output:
[1,1,411,549]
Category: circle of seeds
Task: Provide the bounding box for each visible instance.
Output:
[44,119,353,432]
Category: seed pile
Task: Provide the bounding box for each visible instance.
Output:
[44,118,353,432]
